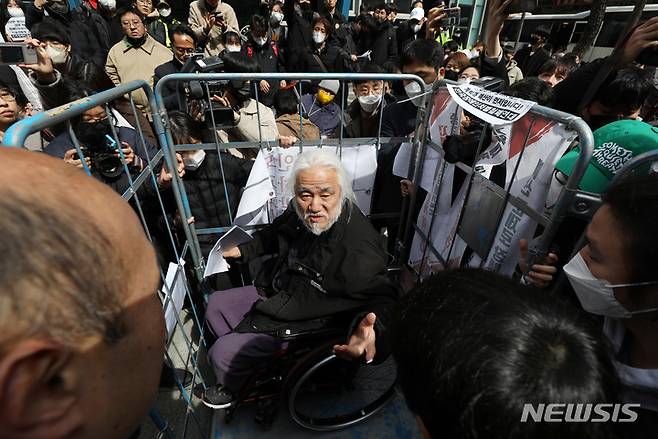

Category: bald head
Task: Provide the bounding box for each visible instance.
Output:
[0,149,152,347]
[0,149,165,439]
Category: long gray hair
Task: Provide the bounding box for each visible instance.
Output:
[287,148,356,205]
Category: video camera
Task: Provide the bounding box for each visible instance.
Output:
[181,55,238,130]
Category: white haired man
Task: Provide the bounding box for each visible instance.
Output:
[202,148,398,408]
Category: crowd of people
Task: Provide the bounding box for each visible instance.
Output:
[2,0,658,438]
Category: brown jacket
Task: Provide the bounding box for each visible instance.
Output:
[276,113,321,139]
[188,0,239,57]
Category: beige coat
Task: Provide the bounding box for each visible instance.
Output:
[188,0,239,57]
[219,99,279,159]
[106,35,172,119]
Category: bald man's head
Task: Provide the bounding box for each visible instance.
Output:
[0,149,165,439]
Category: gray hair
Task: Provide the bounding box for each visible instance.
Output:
[287,148,356,204]
[0,192,126,350]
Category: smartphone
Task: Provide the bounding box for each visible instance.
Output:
[505,0,539,14]
[0,43,37,65]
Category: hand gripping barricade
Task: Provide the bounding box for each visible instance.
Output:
[2,80,210,438]
[152,72,427,432]
[396,80,595,281]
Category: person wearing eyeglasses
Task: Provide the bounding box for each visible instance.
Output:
[0,79,43,151]
[154,25,198,111]
[105,8,172,121]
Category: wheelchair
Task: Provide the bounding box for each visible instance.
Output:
[220,321,398,431]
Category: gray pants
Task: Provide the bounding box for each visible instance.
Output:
[206,286,287,392]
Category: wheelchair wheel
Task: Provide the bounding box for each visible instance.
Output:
[285,343,397,431]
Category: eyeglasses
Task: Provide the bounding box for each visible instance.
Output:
[122,20,142,27]
[0,91,17,102]
[45,41,67,50]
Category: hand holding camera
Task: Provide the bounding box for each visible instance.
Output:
[64,148,91,170]
[19,38,56,84]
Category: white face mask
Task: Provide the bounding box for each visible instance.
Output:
[564,252,658,319]
[404,81,430,107]
[412,23,422,34]
[7,7,24,17]
[183,149,206,171]
[226,44,241,53]
[44,44,68,65]
[357,93,382,114]
[254,36,267,46]
[98,0,116,11]
[312,31,326,44]
[271,11,284,23]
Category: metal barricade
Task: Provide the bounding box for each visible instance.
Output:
[399,80,595,280]
[3,80,211,438]
[153,72,429,284]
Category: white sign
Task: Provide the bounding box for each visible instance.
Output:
[5,17,30,42]
[447,84,535,126]
[203,225,253,278]
[162,261,187,338]
[466,115,577,275]
[234,145,378,227]
[404,88,465,276]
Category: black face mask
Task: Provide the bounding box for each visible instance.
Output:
[300,2,311,11]
[444,70,459,82]
[126,34,147,48]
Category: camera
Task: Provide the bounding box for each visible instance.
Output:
[182,55,240,130]
[76,122,124,179]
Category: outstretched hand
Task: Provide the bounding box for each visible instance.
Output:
[333,313,377,363]
[519,239,558,288]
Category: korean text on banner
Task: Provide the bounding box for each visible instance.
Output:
[405,88,465,276]
[447,83,535,126]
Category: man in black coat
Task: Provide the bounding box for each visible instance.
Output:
[25,0,110,68]
[201,149,398,409]
[513,27,551,78]
[283,0,315,72]
[366,3,398,66]
[154,25,198,111]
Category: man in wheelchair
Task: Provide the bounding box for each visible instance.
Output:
[202,149,398,409]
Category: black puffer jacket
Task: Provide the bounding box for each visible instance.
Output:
[182,151,253,257]
[234,201,398,357]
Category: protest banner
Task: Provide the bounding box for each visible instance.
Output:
[447,83,535,126]
[464,114,578,275]
[5,17,30,42]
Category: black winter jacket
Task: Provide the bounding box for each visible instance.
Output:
[233,201,398,357]
[513,45,551,78]
[181,151,252,257]
[154,57,184,111]
[242,40,285,107]
[283,0,315,72]
[359,20,398,66]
